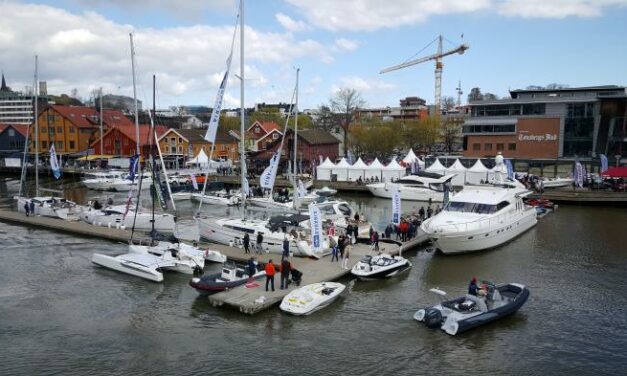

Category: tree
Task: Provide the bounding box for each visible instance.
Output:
[467,87,483,102]
[329,88,365,155]
[483,92,499,101]
[313,105,340,132]
[400,116,440,153]
[441,96,456,113]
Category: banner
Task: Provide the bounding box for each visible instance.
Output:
[152,168,168,210]
[260,152,280,189]
[243,177,250,196]
[188,143,194,158]
[128,154,139,182]
[392,188,401,225]
[600,154,608,173]
[49,144,61,179]
[575,162,584,188]
[190,174,199,190]
[298,179,306,198]
[505,159,514,180]
[308,203,323,253]
[204,69,230,143]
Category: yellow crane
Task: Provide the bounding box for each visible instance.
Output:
[380,35,469,114]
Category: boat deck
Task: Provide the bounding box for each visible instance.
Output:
[202,233,428,315]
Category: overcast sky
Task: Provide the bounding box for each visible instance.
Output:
[1,0,626,110]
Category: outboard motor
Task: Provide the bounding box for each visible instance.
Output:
[424,308,443,328]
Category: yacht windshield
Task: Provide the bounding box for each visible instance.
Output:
[444,201,497,214]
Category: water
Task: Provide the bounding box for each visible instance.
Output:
[1,177,627,375]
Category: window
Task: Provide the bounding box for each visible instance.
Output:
[178,137,183,143]
[8,129,15,137]
[171,147,176,153]
[69,127,75,133]
[254,127,260,134]
[473,143,480,151]
[69,141,75,149]
[49,127,55,134]
[47,115,55,124]
[42,141,47,148]
[56,141,63,149]
[496,143,504,151]
[273,133,279,139]
[57,126,63,133]
[508,143,516,151]
[484,143,492,151]
[496,201,510,211]
[178,146,183,153]
[41,127,47,133]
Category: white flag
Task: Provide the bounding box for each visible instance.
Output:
[49,143,61,179]
[308,203,323,253]
[260,152,280,189]
[392,188,401,225]
[190,174,199,190]
[243,177,250,196]
[298,179,306,198]
[204,69,229,143]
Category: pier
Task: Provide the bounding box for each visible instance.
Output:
[529,189,627,204]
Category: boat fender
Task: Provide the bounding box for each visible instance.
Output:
[108,223,112,228]
[424,308,443,328]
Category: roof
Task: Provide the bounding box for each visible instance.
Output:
[0,123,28,137]
[160,128,239,145]
[100,109,134,127]
[49,105,99,128]
[297,129,340,145]
[92,124,168,147]
[247,120,281,135]
[510,85,625,96]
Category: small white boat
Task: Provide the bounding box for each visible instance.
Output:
[280,282,346,315]
[191,191,240,206]
[15,196,77,220]
[366,172,456,202]
[128,242,205,274]
[110,174,153,192]
[540,177,574,189]
[313,186,337,197]
[130,241,226,265]
[91,252,172,282]
[82,171,128,190]
[351,253,412,279]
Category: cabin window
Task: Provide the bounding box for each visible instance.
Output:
[8,129,15,137]
[338,204,352,216]
[496,201,510,211]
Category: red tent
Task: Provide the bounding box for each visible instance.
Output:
[601,167,627,178]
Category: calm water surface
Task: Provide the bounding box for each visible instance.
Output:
[1,177,626,375]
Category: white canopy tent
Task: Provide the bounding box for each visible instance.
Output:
[185,148,210,168]
[466,159,490,184]
[316,157,335,181]
[382,159,406,182]
[365,158,385,180]
[424,158,446,176]
[445,159,468,186]
[348,157,368,181]
[331,157,351,182]
[402,149,418,164]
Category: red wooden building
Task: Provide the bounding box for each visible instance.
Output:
[91,124,168,157]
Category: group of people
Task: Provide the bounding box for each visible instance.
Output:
[23,200,35,217]
[468,277,489,297]
[242,232,266,255]
[355,176,380,185]
[330,233,352,270]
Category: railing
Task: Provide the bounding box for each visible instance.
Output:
[423,207,534,234]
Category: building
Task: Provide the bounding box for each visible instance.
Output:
[462,85,627,159]
[92,124,167,158]
[356,96,429,122]
[29,105,133,155]
[0,123,28,154]
[254,102,292,117]
[246,120,282,151]
[0,74,48,125]
[157,128,239,166]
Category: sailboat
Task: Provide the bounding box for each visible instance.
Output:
[14,55,77,220]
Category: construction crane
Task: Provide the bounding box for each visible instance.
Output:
[380,35,469,114]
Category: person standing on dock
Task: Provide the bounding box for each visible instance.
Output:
[243,233,250,254]
[248,257,257,279]
[29,200,35,216]
[282,235,290,259]
[373,231,379,251]
[427,206,433,219]
[256,232,264,254]
[419,206,425,221]
[279,258,291,289]
[337,234,346,262]
[265,260,276,292]
[342,244,351,270]
[24,202,30,217]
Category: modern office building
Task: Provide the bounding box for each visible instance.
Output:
[462,85,627,159]
[0,74,48,125]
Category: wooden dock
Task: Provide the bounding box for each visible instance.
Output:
[204,233,429,315]
[529,189,627,204]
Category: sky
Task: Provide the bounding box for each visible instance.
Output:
[1,0,626,111]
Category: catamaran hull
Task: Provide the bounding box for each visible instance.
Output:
[367,183,444,202]
[79,210,175,234]
[91,253,164,282]
[431,212,537,254]
[191,193,239,206]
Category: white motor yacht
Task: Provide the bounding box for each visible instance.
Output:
[366,172,456,202]
[110,173,153,192]
[540,176,574,189]
[280,282,346,316]
[78,204,176,234]
[81,171,128,190]
[196,214,333,258]
[191,191,241,206]
[420,181,537,254]
[15,196,77,220]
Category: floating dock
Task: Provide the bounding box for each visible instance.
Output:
[528,189,627,204]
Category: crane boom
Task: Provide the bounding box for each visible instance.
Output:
[380,43,469,74]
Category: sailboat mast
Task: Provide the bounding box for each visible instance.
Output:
[99,87,103,160]
[150,75,155,235]
[130,33,140,157]
[34,55,39,197]
[239,0,246,205]
[293,68,299,210]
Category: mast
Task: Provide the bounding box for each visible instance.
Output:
[239,0,246,206]
[34,55,39,197]
[293,68,300,210]
[99,87,103,160]
[150,75,155,236]
[130,33,140,157]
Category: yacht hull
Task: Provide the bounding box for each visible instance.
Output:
[91,253,164,282]
[367,183,444,202]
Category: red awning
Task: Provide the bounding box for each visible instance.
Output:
[601,167,627,178]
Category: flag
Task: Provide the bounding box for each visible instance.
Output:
[298,179,306,198]
[443,181,450,206]
[190,174,199,190]
[204,69,230,143]
[308,203,323,253]
[505,159,514,180]
[600,154,608,173]
[49,143,61,179]
[243,177,250,196]
[319,155,323,164]
[152,169,168,210]
[575,162,584,188]
[188,143,194,158]
[260,152,280,189]
[392,188,401,225]
[128,154,139,182]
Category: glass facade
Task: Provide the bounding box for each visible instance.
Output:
[471,103,545,117]
[462,124,515,134]
[563,102,595,157]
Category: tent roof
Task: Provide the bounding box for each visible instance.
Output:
[318,157,336,168]
[368,158,384,169]
[601,166,627,178]
[335,157,351,168]
[351,157,368,169]
[385,159,405,171]
[425,158,446,172]
[187,148,209,164]
[402,149,418,163]
[447,159,467,171]
[468,159,488,172]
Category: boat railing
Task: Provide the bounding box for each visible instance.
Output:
[425,209,531,234]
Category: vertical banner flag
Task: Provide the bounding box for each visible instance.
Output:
[392,188,401,225]
[505,159,514,180]
[243,177,250,196]
[188,143,194,158]
[204,60,232,143]
[190,174,199,190]
[600,154,608,173]
[319,155,323,164]
[298,179,306,198]
[308,203,323,253]
[443,181,450,206]
[260,152,280,189]
[575,162,584,188]
[49,144,61,179]
[128,154,139,182]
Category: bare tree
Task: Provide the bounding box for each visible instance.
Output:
[441,96,456,113]
[329,88,365,156]
[483,92,499,101]
[313,105,340,132]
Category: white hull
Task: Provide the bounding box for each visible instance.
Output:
[91,253,164,282]
[367,183,444,202]
[111,178,153,192]
[171,192,193,201]
[129,243,205,274]
[15,196,76,220]
[191,193,240,206]
[280,282,345,315]
[542,178,573,188]
[247,197,298,212]
[78,206,176,234]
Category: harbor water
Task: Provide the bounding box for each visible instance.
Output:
[1,177,626,375]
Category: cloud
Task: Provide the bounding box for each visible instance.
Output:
[334,38,359,52]
[496,0,627,18]
[275,13,311,32]
[75,0,233,19]
[331,76,396,93]
[0,2,332,107]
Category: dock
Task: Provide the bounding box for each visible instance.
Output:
[529,189,627,204]
[203,233,429,315]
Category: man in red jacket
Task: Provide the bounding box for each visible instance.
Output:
[265,260,275,292]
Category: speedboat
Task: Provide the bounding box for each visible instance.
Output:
[541,176,573,189]
[279,282,346,315]
[196,214,334,258]
[189,262,266,296]
[91,251,172,282]
[414,282,530,336]
[78,204,176,234]
[15,196,77,220]
[351,253,412,279]
[421,180,537,254]
[366,172,456,202]
[81,170,127,190]
[191,190,241,206]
